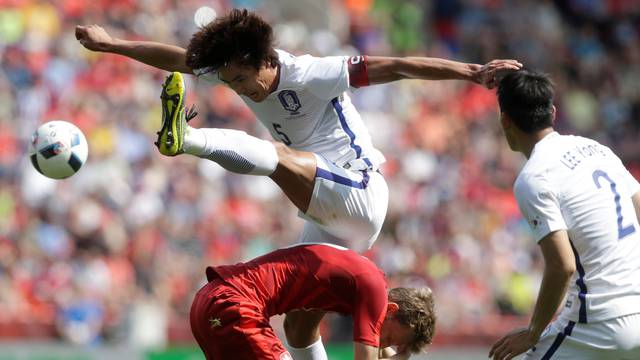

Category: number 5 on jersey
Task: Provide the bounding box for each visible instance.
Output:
[592,169,636,240]
[273,123,292,145]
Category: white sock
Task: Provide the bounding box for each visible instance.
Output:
[184,127,279,176]
[286,337,328,360]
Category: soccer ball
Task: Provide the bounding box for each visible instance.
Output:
[29,120,89,179]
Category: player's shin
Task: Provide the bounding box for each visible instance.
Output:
[183,127,279,176]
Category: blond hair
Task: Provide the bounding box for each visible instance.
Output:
[388,287,436,354]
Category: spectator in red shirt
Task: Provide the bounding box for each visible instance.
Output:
[190,243,435,360]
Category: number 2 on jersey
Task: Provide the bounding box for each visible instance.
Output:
[592,170,636,239]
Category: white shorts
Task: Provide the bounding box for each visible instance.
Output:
[297,155,389,253]
[524,313,640,360]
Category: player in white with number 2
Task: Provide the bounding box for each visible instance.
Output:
[489,69,640,360]
[76,8,521,360]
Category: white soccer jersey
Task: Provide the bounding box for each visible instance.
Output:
[196,49,385,171]
[514,132,640,324]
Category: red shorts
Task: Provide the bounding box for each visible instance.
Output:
[190,268,292,360]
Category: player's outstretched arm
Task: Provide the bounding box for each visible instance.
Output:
[365,56,522,89]
[75,25,193,74]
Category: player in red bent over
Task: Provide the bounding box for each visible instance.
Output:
[190,243,435,360]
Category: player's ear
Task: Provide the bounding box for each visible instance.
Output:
[551,105,557,125]
[386,302,399,315]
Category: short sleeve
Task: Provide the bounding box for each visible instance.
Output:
[352,271,387,347]
[623,168,640,195]
[514,173,568,242]
[301,56,350,100]
[602,144,640,195]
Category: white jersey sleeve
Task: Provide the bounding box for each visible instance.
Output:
[625,169,640,195]
[514,173,568,242]
[607,148,640,195]
[290,55,350,100]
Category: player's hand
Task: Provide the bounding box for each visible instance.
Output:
[75,25,114,52]
[475,59,523,89]
[488,327,538,360]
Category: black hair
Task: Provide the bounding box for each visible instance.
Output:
[186,9,279,71]
[497,69,555,133]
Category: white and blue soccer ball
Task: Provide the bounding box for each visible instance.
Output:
[29,120,88,179]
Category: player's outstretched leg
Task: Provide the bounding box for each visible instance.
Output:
[155,72,281,173]
[184,127,281,176]
[185,128,316,211]
[155,72,317,212]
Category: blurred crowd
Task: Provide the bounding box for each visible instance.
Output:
[0,0,639,348]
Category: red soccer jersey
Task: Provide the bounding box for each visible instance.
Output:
[210,243,388,347]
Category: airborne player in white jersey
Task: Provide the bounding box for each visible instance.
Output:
[489,70,640,360]
[76,8,521,360]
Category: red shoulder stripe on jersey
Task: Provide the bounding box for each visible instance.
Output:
[348,55,369,88]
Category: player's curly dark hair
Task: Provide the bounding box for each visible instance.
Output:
[389,287,436,354]
[497,69,555,133]
[186,9,279,72]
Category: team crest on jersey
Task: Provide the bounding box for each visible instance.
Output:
[278,90,301,114]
